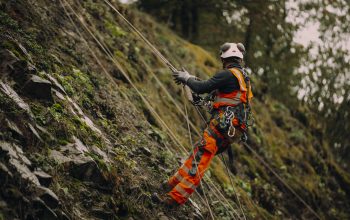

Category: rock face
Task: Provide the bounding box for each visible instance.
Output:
[0,162,13,182]
[32,198,58,219]
[34,170,53,187]
[4,118,24,141]
[0,141,65,219]
[0,141,40,186]
[69,156,107,184]
[1,0,350,219]
[49,139,108,185]
[0,81,33,116]
[36,186,60,209]
[22,74,53,101]
[0,49,37,86]
[0,49,19,77]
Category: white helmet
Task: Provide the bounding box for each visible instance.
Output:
[220,42,245,59]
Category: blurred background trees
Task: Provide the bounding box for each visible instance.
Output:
[136,0,350,167]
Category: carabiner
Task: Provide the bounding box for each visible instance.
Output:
[228,124,236,137]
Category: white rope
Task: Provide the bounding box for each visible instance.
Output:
[60,0,187,153]
[243,142,321,220]
[98,0,242,216]
[60,0,225,215]
[220,154,247,220]
[183,88,215,220]
[104,0,177,72]
[62,1,249,218]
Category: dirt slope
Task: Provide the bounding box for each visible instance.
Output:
[0,0,349,219]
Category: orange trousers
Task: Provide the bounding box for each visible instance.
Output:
[167,114,234,204]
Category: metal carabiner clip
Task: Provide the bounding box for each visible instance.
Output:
[228,124,236,137]
[225,110,234,124]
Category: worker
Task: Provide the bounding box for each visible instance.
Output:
[154,42,253,207]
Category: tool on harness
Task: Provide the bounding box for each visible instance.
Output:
[222,106,242,138]
[225,107,237,138]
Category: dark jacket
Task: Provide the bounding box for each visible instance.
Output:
[186,63,242,94]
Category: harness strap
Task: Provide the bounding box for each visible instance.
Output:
[214,96,242,106]
[205,126,221,141]
[230,68,247,92]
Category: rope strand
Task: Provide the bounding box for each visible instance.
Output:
[60,0,228,216]
[60,1,320,220]
[221,154,247,220]
[183,88,215,220]
[242,142,321,220]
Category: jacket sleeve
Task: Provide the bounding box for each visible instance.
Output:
[186,70,231,94]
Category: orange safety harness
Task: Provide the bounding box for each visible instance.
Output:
[193,67,254,142]
[213,68,253,109]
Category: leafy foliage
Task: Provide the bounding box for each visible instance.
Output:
[138,0,350,166]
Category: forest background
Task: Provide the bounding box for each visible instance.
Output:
[136,0,350,168]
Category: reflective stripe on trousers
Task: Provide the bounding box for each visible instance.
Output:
[168,131,218,204]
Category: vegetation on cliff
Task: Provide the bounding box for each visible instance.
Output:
[0,0,349,219]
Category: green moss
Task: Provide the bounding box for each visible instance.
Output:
[0,11,20,31]
[147,126,166,142]
[237,178,252,197]
[121,134,137,146]
[210,159,229,186]
[0,92,21,115]
[241,155,258,177]
[157,149,173,165]
[49,103,64,122]
[105,21,127,38]
[0,40,25,60]
[24,33,45,57]
[288,129,307,145]
[72,68,94,95]
[84,0,106,17]
[55,73,75,96]
[113,147,136,169]
[87,152,112,173]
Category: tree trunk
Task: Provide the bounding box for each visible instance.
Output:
[190,0,198,41]
[244,12,253,65]
[180,1,189,38]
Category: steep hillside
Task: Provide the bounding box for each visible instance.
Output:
[1,0,349,219]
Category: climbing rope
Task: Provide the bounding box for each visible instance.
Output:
[59,0,191,169]
[60,0,228,217]
[99,1,242,217]
[103,0,177,72]
[220,154,247,220]
[183,88,215,220]
[242,142,322,220]
[193,103,247,219]
[95,3,241,216]
[192,93,321,220]
[61,1,321,220]
[75,0,201,138]
[63,0,186,150]
[140,58,201,137]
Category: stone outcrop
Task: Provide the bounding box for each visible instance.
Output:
[22,74,53,101]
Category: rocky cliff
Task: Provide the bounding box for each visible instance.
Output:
[0,0,349,219]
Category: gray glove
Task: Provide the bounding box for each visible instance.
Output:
[172,67,194,85]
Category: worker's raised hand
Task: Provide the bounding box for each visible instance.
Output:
[172,67,194,85]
